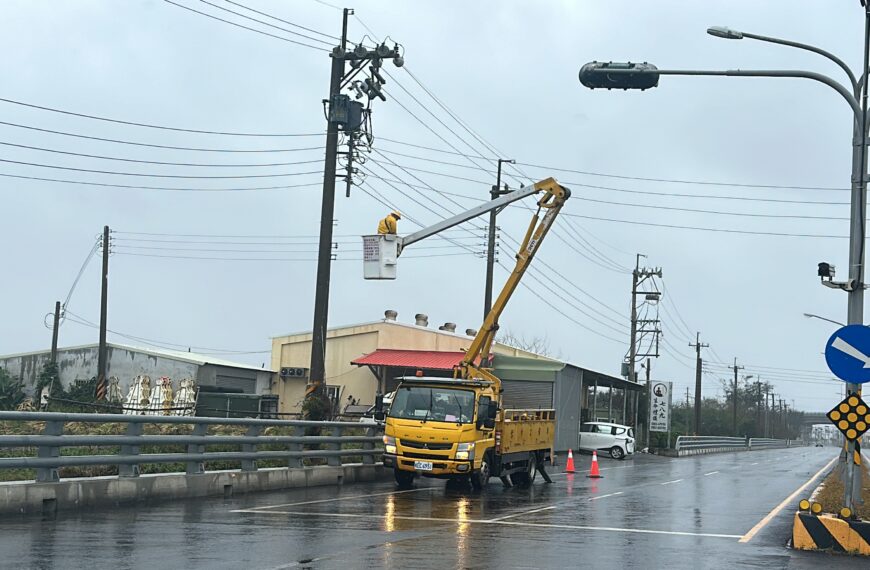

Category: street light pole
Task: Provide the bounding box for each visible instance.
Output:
[580,13,869,514]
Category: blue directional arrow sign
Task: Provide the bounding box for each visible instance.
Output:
[824,325,870,383]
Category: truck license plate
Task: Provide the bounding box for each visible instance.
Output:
[413,461,433,471]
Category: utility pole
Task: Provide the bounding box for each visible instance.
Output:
[688,332,708,435]
[627,254,662,444]
[685,387,691,434]
[50,301,61,364]
[484,158,514,320]
[306,9,403,415]
[96,225,110,401]
[730,357,744,436]
[644,357,651,450]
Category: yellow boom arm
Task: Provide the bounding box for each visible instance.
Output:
[455,177,571,388]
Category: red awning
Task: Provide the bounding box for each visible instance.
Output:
[351,349,478,371]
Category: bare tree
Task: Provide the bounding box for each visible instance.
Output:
[497,330,561,359]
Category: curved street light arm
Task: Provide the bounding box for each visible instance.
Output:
[739,32,859,96]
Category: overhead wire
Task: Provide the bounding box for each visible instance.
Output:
[0,173,324,192]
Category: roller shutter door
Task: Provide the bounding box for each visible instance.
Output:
[501,379,554,409]
[215,374,256,393]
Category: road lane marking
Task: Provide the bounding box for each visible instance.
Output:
[704,471,719,476]
[738,454,838,543]
[589,491,623,501]
[231,487,434,511]
[489,505,557,522]
[750,462,759,466]
[661,479,683,485]
[239,510,742,539]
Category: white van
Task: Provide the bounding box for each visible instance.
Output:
[578,421,635,459]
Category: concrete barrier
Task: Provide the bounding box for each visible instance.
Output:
[793,512,870,555]
[0,463,389,516]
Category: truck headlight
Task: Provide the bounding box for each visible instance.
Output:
[383,435,396,455]
[455,442,475,461]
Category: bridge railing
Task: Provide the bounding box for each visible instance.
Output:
[674,436,747,456]
[748,438,789,450]
[0,411,383,483]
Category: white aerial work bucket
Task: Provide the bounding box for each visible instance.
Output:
[362,234,399,280]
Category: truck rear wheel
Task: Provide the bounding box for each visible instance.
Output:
[394,468,414,489]
[509,452,537,488]
[470,456,491,490]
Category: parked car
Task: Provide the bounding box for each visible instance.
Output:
[578,421,635,460]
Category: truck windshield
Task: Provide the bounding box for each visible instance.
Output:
[389,386,475,424]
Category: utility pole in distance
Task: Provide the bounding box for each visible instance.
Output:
[627,254,661,445]
[688,332,708,435]
[50,301,61,364]
[307,9,403,415]
[730,357,743,436]
[96,225,110,401]
[484,158,514,320]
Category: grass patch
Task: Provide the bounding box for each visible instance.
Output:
[813,455,870,520]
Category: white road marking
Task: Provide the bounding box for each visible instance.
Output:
[231,487,434,512]
[589,491,624,501]
[489,505,557,522]
[238,509,741,539]
[704,471,719,476]
[750,462,759,466]
[660,479,683,485]
[739,454,838,543]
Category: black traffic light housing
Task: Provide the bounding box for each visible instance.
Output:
[579,61,660,90]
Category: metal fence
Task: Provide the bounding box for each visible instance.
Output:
[0,411,383,483]
[674,435,795,456]
[748,438,790,450]
[674,436,747,455]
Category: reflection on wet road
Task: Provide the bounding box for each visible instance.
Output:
[0,447,863,569]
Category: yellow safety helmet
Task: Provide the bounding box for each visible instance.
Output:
[391,210,402,219]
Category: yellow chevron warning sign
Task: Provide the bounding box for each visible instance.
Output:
[826,394,870,441]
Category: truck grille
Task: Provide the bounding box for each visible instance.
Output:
[401,451,450,460]
[400,440,453,451]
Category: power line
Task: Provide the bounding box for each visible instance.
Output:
[0,140,323,167]
[515,161,848,192]
[226,0,340,40]
[0,120,325,152]
[0,172,323,192]
[114,250,476,262]
[163,0,330,52]
[0,94,325,136]
[197,0,335,46]
[0,158,323,179]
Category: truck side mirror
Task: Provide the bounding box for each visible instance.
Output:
[373,393,385,422]
[374,410,385,422]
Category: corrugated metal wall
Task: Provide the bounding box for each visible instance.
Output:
[501,379,554,409]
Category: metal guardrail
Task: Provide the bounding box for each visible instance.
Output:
[674,435,796,455]
[0,411,383,483]
[748,438,789,449]
[674,436,747,453]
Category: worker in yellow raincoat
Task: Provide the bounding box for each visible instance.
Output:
[377,211,401,234]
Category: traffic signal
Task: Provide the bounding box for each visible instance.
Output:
[579,61,660,91]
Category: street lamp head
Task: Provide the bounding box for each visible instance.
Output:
[707,26,744,40]
[578,61,660,91]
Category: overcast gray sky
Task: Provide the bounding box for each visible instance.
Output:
[1,0,862,412]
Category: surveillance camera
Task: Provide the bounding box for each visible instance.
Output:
[818,262,836,279]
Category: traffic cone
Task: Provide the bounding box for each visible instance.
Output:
[587,450,603,479]
[565,449,575,473]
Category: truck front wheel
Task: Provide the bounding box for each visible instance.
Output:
[470,457,491,490]
[394,468,414,489]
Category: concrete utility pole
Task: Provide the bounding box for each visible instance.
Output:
[307,10,403,412]
[688,332,708,434]
[627,254,662,444]
[484,158,514,320]
[50,301,61,364]
[96,225,110,401]
[730,358,743,436]
[685,387,691,434]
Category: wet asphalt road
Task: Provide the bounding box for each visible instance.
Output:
[0,447,864,569]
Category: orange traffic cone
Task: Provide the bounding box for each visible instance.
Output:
[587,450,603,479]
[565,449,575,473]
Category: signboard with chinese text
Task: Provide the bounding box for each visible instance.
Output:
[649,381,672,433]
